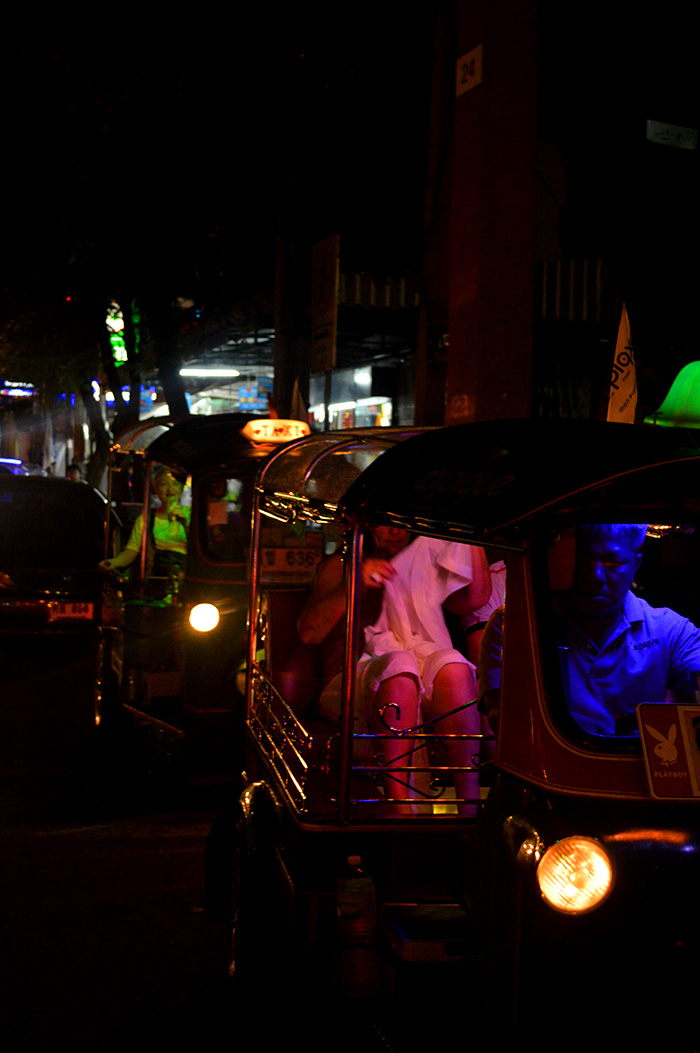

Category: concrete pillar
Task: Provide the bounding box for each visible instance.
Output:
[446,0,538,423]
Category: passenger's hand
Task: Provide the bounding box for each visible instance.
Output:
[361,558,395,589]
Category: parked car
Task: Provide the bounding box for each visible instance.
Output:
[0,474,107,773]
[0,456,48,475]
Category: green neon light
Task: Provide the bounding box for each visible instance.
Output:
[645,362,700,428]
[110,331,128,366]
[106,300,139,368]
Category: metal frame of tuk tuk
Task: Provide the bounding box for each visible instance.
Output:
[204,426,489,1004]
[104,417,176,586]
[244,426,491,833]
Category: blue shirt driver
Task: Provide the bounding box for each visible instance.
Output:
[556,591,700,736]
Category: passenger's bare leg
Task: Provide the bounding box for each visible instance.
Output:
[368,674,422,808]
[429,663,480,816]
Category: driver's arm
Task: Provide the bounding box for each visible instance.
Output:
[99,513,143,571]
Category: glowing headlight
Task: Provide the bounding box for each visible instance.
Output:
[189,603,220,632]
[537,836,613,914]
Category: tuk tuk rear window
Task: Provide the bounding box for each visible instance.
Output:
[200,471,255,564]
[540,522,700,748]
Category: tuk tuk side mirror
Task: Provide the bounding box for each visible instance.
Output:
[503,814,544,871]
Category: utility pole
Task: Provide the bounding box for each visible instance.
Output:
[419,0,538,425]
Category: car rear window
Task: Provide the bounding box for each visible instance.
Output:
[0,480,104,571]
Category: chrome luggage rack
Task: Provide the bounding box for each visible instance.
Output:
[249,662,490,823]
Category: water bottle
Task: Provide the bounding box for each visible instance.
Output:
[336,854,379,998]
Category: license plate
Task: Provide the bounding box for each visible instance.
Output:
[48,602,94,622]
[260,547,322,583]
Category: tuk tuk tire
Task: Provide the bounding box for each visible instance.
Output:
[205,782,289,982]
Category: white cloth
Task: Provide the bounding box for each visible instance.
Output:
[364,536,475,663]
[317,537,477,723]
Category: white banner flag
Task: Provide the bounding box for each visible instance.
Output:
[607,304,637,423]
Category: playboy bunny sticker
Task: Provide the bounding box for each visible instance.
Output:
[638,704,696,798]
[644,722,678,764]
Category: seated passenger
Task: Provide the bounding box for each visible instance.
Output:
[100,467,190,598]
[462,556,506,667]
[478,524,700,738]
[205,476,248,561]
[461,556,505,762]
[299,527,489,812]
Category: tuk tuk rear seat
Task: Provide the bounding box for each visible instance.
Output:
[263,588,323,719]
[258,589,481,816]
[259,589,381,808]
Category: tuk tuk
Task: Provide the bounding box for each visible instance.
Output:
[101,413,309,780]
[207,418,700,1051]
[205,426,487,1029]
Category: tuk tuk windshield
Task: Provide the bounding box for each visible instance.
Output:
[543,521,700,744]
[201,470,254,564]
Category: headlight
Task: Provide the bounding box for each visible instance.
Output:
[189,603,220,632]
[537,836,613,914]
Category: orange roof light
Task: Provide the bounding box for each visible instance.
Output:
[241,419,311,443]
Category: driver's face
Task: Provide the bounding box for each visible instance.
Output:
[370,526,410,559]
[563,534,642,623]
[155,473,184,504]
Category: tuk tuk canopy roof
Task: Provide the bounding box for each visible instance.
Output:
[257,428,425,522]
[130,414,274,474]
[338,419,700,543]
[110,418,176,457]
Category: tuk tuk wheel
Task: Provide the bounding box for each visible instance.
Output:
[205,782,290,983]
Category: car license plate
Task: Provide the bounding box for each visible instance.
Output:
[48,602,94,621]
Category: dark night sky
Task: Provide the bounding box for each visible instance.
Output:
[539,1,698,390]
[1,4,432,298]
[1,2,697,402]
[4,3,694,277]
